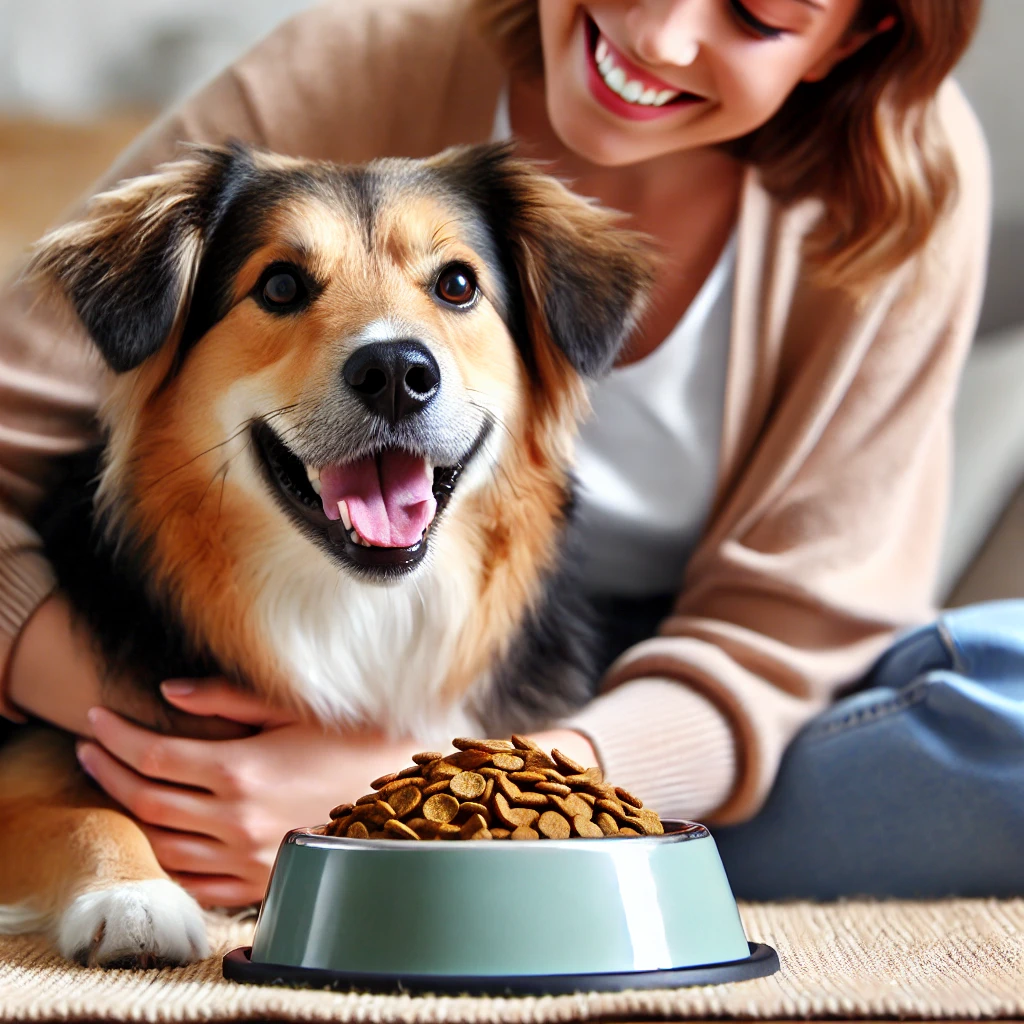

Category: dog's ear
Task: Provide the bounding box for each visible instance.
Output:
[432,143,657,378]
[26,143,253,373]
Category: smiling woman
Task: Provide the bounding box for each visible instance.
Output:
[480,0,980,287]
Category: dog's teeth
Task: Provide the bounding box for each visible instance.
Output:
[339,501,352,531]
[304,462,321,494]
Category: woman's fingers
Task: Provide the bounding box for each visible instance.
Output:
[160,679,296,728]
[86,706,219,790]
[76,740,224,837]
[141,824,235,875]
[170,871,265,909]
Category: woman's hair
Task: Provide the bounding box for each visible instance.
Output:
[474,0,983,293]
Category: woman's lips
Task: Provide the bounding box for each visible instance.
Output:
[583,15,705,122]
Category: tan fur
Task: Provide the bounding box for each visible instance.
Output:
[0,731,170,936]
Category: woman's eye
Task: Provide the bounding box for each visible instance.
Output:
[256,265,309,312]
[729,0,786,38]
[434,265,478,307]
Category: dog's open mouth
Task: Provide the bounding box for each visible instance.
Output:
[252,421,489,576]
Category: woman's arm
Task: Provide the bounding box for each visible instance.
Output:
[563,81,993,826]
[4,595,103,734]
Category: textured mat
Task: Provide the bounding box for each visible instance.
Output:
[2,900,1023,1021]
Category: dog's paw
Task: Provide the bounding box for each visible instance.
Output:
[57,879,209,968]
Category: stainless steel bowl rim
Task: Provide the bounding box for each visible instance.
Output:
[287,818,709,852]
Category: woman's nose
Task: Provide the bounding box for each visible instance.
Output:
[626,1,702,67]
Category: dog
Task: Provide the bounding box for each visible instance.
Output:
[0,141,654,968]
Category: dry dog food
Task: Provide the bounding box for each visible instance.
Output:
[323,736,665,841]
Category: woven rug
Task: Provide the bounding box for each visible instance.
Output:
[1,900,1022,1021]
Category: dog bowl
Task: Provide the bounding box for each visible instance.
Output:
[223,820,778,994]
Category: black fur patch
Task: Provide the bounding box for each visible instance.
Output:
[31,449,218,699]
[39,146,252,373]
[433,143,653,379]
[476,497,601,734]
[177,164,331,366]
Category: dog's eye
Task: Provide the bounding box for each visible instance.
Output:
[255,264,308,313]
[265,273,298,304]
[434,264,478,307]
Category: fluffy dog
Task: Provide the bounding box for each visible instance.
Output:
[0,141,653,967]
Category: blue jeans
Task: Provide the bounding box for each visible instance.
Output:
[713,601,1024,899]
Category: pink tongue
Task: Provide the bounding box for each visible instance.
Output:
[320,453,436,548]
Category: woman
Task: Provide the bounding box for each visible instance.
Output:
[0,0,992,905]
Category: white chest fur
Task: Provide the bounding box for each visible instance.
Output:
[252,525,483,744]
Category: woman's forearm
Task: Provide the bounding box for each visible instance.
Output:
[4,594,607,764]
[5,594,105,736]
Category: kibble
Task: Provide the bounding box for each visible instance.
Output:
[322,737,666,841]
[450,771,486,800]
[423,793,460,823]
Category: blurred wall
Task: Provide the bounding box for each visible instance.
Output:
[957,1,1024,335]
[0,0,312,117]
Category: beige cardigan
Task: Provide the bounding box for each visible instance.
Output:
[0,0,990,825]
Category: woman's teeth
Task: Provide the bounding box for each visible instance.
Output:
[595,35,680,107]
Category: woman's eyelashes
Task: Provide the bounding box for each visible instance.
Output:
[728,0,788,39]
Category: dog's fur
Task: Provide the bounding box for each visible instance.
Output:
[0,142,654,967]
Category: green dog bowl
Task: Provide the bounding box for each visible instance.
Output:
[223,820,778,994]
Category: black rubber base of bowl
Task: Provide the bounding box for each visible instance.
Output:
[223,942,779,995]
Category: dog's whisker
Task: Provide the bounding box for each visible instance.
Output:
[464,400,526,500]
[140,423,253,489]
[194,451,242,518]
[215,462,232,519]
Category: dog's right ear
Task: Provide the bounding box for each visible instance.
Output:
[26,144,252,373]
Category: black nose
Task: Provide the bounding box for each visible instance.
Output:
[342,341,441,422]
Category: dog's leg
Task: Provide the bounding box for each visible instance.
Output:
[0,728,209,967]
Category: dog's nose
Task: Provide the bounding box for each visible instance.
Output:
[342,341,441,422]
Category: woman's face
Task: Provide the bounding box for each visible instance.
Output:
[537,0,874,166]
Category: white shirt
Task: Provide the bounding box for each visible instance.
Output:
[491,90,734,597]
[573,239,735,596]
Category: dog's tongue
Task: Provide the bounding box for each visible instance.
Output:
[320,452,435,548]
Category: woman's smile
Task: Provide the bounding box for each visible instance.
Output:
[583,12,708,121]
[538,0,873,167]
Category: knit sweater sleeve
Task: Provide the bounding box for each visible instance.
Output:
[564,82,991,825]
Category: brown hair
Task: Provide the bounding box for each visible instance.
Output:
[474,0,983,293]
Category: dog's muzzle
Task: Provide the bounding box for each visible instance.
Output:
[252,341,491,580]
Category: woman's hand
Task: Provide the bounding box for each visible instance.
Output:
[75,680,421,907]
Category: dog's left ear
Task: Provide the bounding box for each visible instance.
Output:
[432,143,657,379]
[26,143,252,373]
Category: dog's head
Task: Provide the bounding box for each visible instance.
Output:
[28,142,654,721]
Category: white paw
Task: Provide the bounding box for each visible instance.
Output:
[57,879,210,968]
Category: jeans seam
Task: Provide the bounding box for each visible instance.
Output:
[806,681,930,741]
[937,617,970,675]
